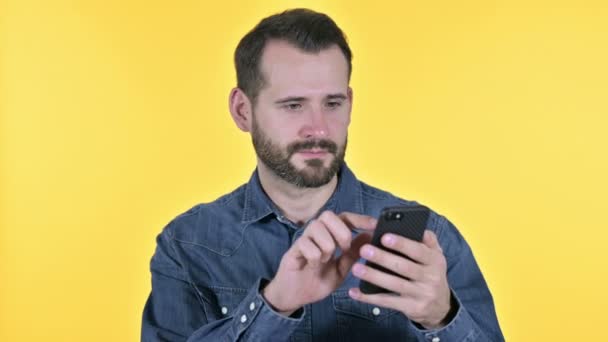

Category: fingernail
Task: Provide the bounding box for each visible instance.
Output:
[349,288,360,299]
[361,245,374,258]
[383,234,395,246]
[352,263,366,276]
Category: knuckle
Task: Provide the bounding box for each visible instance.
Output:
[294,238,306,249]
[340,236,352,249]
[321,239,336,254]
[320,210,334,221]
[310,248,323,261]
[410,247,424,261]
[426,271,440,284]
[394,237,409,253]
[304,221,320,235]
[312,228,329,241]
[395,259,410,274]
[367,268,380,283]
[419,268,429,281]
[392,258,403,273]
[437,254,447,268]
[339,227,353,243]
[413,301,428,318]
[330,220,352,248]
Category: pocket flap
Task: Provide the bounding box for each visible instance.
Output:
[332,290,398,322]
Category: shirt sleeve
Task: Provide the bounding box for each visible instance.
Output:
[407,214,505,342]
[141,226,304,342]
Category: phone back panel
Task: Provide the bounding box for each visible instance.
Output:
[359,206,430,294]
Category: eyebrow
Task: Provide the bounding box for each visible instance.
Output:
[326,93,348,100]
[274,93,348,104]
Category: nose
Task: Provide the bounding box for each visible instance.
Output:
[298,107,329,139]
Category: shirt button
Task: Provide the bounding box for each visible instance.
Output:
[221,307,228,315]
[240,314,247,323]
[372,307,381,316]
[432,337,440,342]
[249,302,256,311]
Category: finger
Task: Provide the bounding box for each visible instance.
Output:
[338,212,377,231]
[296,236,323,266]
[422,230,442,252]
[318,211,354,251]
[306,220,337,263]
[380,233,432,265]
[359,244,424,281]
[351,262,418,295]
[337,232,372,277]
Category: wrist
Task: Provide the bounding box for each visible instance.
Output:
[421,292,459,329]
[262,280,299,316]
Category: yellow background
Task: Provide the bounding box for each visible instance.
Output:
[2,0,607,340]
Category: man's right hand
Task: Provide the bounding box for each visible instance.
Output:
[262,211,377,316]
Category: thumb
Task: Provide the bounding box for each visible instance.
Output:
[422,230,442,252]
[337,232,372,277]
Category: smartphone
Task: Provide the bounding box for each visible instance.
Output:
[359,205,430,294]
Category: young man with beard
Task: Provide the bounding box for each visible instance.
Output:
[142,8,504,342]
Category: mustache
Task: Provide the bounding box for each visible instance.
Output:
[287,139,338,156]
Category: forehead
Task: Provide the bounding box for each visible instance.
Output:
[258,40,349,98]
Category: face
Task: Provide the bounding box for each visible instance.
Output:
[249,40,352,188]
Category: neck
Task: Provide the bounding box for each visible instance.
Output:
[257,163,338,226]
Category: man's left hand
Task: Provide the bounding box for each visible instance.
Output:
[348,230,453,329]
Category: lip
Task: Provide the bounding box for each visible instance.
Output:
[297,149,329,157]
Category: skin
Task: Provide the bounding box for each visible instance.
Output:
[228,39,452,329]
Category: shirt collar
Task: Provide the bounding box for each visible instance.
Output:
[241,162,364,224]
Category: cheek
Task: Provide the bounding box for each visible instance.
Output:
[327,115,350,138]
[255,109,291,135]
[264,120,298,146]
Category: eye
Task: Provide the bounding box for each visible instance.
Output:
[326,101,342,109]
[284,103,303,111]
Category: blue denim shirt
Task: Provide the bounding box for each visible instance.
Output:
[142,163,504,341]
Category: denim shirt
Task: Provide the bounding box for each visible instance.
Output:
[141,163,504,341]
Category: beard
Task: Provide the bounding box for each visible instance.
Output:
[251,117,347,188]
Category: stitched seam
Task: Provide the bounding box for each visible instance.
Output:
[434,214,449,244]
[171,222,251,256]
[463,328,479,342]
[163,234,210,323]
[242,182,253,221]
[360,187,396,201]
[206,286,249,293]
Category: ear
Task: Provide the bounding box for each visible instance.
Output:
[346,87,354,124]
[347,87,353,106]
[229,87,253,132]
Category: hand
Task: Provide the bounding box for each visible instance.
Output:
[348,230,453,329]
[263,211,376,315]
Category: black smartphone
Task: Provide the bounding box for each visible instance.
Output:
[359,205,430,294]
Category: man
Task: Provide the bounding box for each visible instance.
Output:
[142,8,504,342]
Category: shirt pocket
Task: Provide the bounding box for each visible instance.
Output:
[196,285,249,322]
[332,290,412,341]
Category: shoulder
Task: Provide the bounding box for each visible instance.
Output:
[358,181,469,260]
[160,183,248,255]
[358,180,419,215]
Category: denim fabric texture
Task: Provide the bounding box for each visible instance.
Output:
[141,163,504,341]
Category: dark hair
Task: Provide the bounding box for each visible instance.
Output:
[234,8,352,104]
